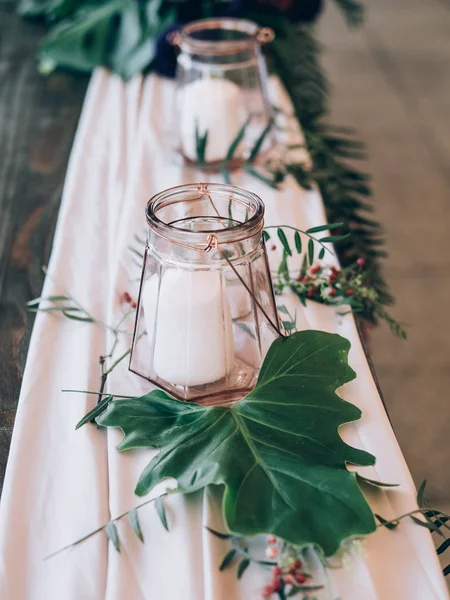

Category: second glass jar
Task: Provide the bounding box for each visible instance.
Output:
[171,18,275,169]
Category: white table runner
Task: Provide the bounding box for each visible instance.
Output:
[0,70,447,600]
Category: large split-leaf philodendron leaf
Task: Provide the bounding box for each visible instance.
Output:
[97,330,376,555]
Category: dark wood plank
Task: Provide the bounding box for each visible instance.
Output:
[0,2,88,496]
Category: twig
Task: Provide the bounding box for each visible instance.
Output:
[44,494,167,561]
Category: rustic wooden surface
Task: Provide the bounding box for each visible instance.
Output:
[0,2,88,495]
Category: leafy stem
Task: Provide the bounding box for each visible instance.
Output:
[44,493,167,561]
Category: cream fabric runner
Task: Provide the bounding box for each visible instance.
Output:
[0,70,447,600]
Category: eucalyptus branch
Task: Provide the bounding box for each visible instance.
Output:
[44,494,167,561]
[263,224,349,258]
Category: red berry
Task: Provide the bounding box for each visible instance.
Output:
[309,265,321,275]
[272,566,282,577]
[346,288,354,296]
[271,579,281,592]
[295,573,306,585]
[123,292,131,303]
[283,574,295,585]
[271,245,277,251]
[267,534,277,545]
[357,257,365,267]
[131,300,137,309]
[306,286,316,298]
[329,288,337,297]
[294,559,302,570]
[262,584,273,599]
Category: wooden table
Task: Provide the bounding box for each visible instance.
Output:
[0,2,88,495]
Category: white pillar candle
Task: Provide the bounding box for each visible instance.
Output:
[179,78,247,162]
[142,269,235,387]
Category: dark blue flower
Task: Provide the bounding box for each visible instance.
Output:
[152,22,181,78]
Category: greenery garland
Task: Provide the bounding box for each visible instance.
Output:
[18,0,396,334]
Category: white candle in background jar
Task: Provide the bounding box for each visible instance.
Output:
[179,78,247,162]
[142,269,235,387]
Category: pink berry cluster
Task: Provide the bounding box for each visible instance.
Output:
[261,536,308,598]
[122,291,137,309]
[293,257,366,302]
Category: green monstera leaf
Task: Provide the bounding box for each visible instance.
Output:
[97,330,376,556]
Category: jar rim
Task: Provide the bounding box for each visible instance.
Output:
[177,18,274,56]
[146,183,265,250]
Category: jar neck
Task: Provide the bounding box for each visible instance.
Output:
[177,18,273,56]
[146,183,265,261]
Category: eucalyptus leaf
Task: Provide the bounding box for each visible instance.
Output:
[155,496,169,531]
[219,548,237,571]
[98,331,376,556]
[128,508,144,543]
[243,164,278,189]
[375,514,398,530]
[76,394,113,430]
[62,311,94,322]
[318,247,325,260]
[205,527,232,540]
[410,515,444,536]
[437,539,450,555]
[262,230,270,242]
[277,228,292,257]
[226,117,251,161]
[247,118,273,162]
[294,231,302,254]
[237,558,250,579]
[306,223,343,234]
[443,565,450,577]
[320,234,350,243]
[308,238,314,265]
[417,480,428,506]
[105,521,120,552]
[356,474,399,488]
[27,295,70,306]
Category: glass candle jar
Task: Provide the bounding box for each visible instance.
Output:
[171,18,275,168]
[129,183,281,405]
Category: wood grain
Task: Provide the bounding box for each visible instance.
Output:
[0,2,88,495]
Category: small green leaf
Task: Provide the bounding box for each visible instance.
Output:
[417,480,428,506]
[128,508,144,543]
[308,238,314,265]
[356,474,399,488]
[243,164,278,189]
[262,230,270,242]
[437,539,450,555]
[294,231,302,253]
[237,558,250,579]
[443,564,450,577]
[283,320,296,332]
[318,247,325,260]
[27,295,70,306]
[375,514,399,530]
[320,234,350,243]
[62,311,94,322]
[306,223,343,234]
[28,306,81,313]
[105,522,120,552]
[75,395,113,430]
[155,496,169,531]
[221,165,232,185]
[410,515,443,534]
[206,527,232,540]
[226,117,251,161]
[277,228,292,256]
[277,305,289,315]
[219,548,237,571]
[248,118,273,162]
